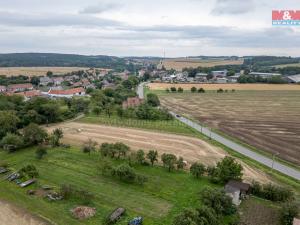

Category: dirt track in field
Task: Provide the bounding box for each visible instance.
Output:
[159,91,300,166]
[0,200,49,225]
[48,122,271,183]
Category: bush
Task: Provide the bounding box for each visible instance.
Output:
[198,88,205,93]
[136,149,145,164]
[147,150,158,166]
[35,145,48,159]
[209,157,243,184]
[23,123,48,145]
[170,87,177,92]
[146,93,160,107]
[161,153,177,172]
[19,164,39,178]
[176,157,185,170]
[112,163,136,182]
[98,159,113,176]
[280,201,299,225]
[82,138,98,155]
[251,182,294,202]
[178,87,184,93]
[217,88,224,93]
[191,87,197,93]
[135,174,148,185]
[190,162,206,178]
[60,184,94,204]
[201,187,236,216]
[1,133,24,152]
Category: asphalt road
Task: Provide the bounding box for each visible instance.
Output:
[137,83,300,180]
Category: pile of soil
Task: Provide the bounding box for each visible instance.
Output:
[71,206,96,220]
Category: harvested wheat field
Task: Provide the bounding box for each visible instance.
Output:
[0,200,49,225]
[47,122,271,183]
[0,67,94,77]
[158,91,300,166]
[160,58,243,71]
[148,82,300,91]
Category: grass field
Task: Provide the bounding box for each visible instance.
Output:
[159,58,244,71]
[0,147,220,225]
[154,90,300,166]
[274,63,300,68]
[148,83,300,91]
[78,114,199,136]
[0,67,98,77]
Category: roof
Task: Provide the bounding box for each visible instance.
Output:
[53,77,64,81]
[287,74,300,83]
[294,218,300,225]
[16,90,42,98]
[0,85,6,89]
[249,72,281,76]
[225,180,250,192]
[8,83,33,89]
[48,87,85,95]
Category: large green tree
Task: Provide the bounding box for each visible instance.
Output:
[0,111,20,139]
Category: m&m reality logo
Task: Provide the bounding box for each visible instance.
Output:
[272,10,300,26]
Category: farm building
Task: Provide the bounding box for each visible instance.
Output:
[52,77,64,86]
[47,87,85,98]
[286,74,300,83]
[249,72,281,79]
[122,97,144,109]
[7,83,33,92]
[225,180,250,206]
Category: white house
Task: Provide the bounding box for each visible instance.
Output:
[47,87,85,98]
[249,72,281,79]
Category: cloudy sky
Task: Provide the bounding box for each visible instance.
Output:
[0,0,299,57]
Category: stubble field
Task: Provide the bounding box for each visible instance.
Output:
[0,67,94,77]
[157,90,300,166]
[160,58,244,71]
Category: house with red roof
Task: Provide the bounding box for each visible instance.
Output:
[47,87,85,98]
[7,83,33,93]
[15,90,43,101]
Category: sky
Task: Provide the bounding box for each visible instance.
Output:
[0,0,299,57]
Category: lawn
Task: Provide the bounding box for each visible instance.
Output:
[78,114,200,137]
[0,147,219,225]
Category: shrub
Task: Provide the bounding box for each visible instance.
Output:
[209,156,243,184]
[198,88,205,93]
[112,163,136,182]
[176,157,185,170]
[136,149,145,164]
[280,201,299,225]
[178,87,184,93]
[161,153,177,172]
[98,159,113,176]
[35,145,48,159]
[217,88,224,93]
[146,93,160,107]
[191,87,197,93]
[135,174,148,185]
[190,162,206,178]
[82,138,98,155]
[19,164,39,178]
[251,182,294,202]
[170,87,177,92]
[1,133,24,152]
[201,187,236,216]
[166,88,170,93]
[114,142,130,159]
[23,123,48,145]
[147,150,158,166]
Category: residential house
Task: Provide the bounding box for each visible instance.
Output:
[0,85,6,93]
[122,97,144,109]
[39,76,53,86]
[195,73,208,82]
[47,87,85,98]
[227,74,241,83]
[52,77,64,86]
[212,70,227,78]
[16,90,43,101]
[225,180,250,206]
[7,83,33,92]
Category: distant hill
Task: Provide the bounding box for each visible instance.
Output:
[0,53,125,68]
